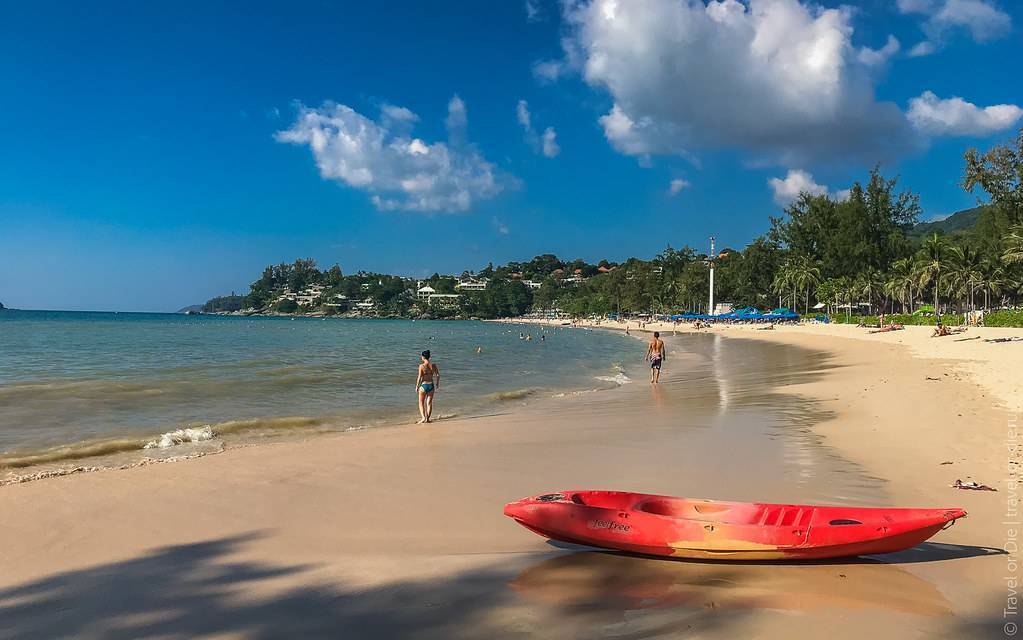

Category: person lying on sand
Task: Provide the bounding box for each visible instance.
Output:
[932,323,952,337]
[870,323,904,334]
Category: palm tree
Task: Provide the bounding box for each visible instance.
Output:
[835,276,854,323]
[771,262,794,310]
[916,233,949,323]
[978,260,1006,310]
[885,258,915,313]
[947,244,983,312]
[790,256,822,314]
[1004,223,1023,267]
[854,267,885,315]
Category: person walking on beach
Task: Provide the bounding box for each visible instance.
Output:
[645,331,665,384]
[415,350,440,423]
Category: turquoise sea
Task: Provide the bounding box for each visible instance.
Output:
[0,311,638,470]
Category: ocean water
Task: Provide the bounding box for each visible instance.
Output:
[0,311,638,470]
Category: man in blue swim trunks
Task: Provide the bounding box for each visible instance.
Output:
[415,349,441,423]
[645,331,665,384]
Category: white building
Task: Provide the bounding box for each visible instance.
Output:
[522,280,543,290]
[428,293,461,306]
[416,285,436,300]
[454,278,488,291]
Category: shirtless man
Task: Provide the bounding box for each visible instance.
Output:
[645,331,666,383]
[415,350,441,423]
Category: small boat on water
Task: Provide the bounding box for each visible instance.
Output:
[504,490,967,561]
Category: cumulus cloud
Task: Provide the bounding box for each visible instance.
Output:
[667,178,690,196]
[857,35,900,66]
[548,0,913,165]
[907,91,1023,136]
[276,97,503,213]
[898,0,1011,56]
[769,170,848,205]
[517,99,561,158]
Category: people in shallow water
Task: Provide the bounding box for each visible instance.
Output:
[645,331,666,384]
[415,350,440,424]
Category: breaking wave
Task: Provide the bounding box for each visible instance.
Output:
[595,363,632,386]
[144,426,216,449]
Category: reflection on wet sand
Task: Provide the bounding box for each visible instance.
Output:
[511,551,956,619]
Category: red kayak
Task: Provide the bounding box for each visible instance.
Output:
[504,490,967,560]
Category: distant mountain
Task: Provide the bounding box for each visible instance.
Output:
[910,206,985,239]
[176,304,204,314]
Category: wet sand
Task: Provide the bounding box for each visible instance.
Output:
[0,330,1013,638]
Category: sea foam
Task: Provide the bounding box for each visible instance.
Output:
[144,426,217,449]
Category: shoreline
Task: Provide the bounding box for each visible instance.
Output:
[1,317,1016,636]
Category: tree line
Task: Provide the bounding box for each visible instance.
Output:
[204,130,1023,325]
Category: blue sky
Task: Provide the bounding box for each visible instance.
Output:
[1,0,1021,311]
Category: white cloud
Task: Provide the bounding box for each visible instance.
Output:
[768,169,848,205]
[551,0,912,165]
[532,60,565,83]
[897,0,936,12]
[445,95,468,142]
[858,35,900,66]
[541,127,560,157]
[907,91,1023,136]
[898,0,1011,55]
[907,40,938,57]
[668,178,690,196]
[492,217,510,234]
[517,99,561,158]
[276,98,503,213]
[516,100,531,129]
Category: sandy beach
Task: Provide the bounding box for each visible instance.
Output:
[1,322,1018,638]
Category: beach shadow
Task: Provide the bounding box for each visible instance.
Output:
[0,533,757,639]
[515,549,956,618]
[544,539,1003,565]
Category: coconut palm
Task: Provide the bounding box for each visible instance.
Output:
[916,233,949,323]
[978,260,1006,310]
[854,267,885,315]
[789,256,822,314]
[885,258,916,313]
[771,262,794,310]
[947,244,983,311]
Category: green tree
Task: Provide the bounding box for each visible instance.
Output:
[1003,223,1023,266]
[963,128,1023,243]
[916,234,950,322]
